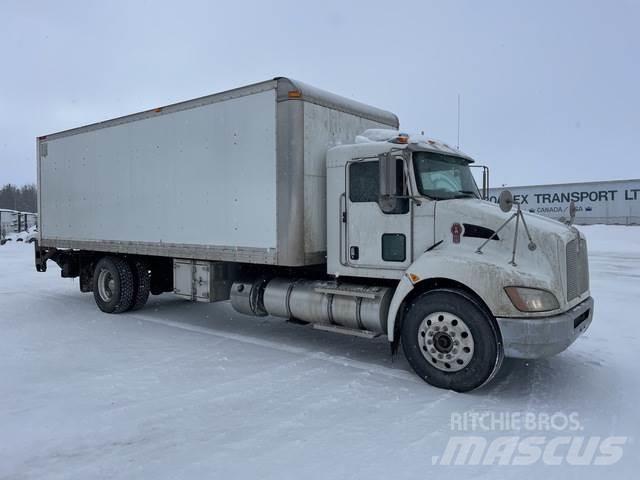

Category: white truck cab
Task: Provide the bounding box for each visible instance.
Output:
[326,130,592,389]
[35,78,592,391]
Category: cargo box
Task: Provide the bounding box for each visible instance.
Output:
[37,77,398,266]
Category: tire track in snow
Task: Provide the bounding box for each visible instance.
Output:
[5,289,420,385]
[129,313,421,385]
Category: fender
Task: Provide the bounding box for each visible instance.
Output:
[386,248,558,342]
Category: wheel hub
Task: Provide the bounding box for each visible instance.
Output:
[97,269,115,302]
[418,311,475,372]
[433,332,453,353]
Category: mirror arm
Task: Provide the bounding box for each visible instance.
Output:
[470,164,490,200]
[484,166,490,200]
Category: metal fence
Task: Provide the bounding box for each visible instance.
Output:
[0,210,38,239]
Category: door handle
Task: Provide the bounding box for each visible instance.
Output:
[349,246,359,260]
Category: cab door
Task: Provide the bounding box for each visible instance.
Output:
[343,156,412,272]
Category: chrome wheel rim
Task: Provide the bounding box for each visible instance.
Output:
[418,311,475,372]
[97,269,116,302]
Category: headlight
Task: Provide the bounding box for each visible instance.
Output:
[504,287,560,312]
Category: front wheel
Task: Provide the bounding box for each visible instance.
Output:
[401,289,503,392]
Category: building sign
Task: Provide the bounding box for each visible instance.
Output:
[488,179,640,225]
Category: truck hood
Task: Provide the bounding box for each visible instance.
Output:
[434,198,577,245]
[431,198,583,309]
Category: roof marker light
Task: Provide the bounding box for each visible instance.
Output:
[288,90,302,98]
[390,133,410,144]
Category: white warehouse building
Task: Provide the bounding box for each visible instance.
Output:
[488,179,640,226]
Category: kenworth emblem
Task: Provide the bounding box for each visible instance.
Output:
[451,223,463,244]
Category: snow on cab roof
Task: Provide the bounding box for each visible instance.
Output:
[355,129,473,161]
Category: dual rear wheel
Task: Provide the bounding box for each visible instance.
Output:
[92,256,150,313]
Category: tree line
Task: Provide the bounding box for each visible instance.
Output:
[0,184,37,212]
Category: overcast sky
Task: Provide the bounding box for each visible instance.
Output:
[1,0,638,187]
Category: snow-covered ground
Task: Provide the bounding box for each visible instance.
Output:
[1,226,639,479]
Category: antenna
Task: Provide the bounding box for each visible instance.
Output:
[457,93,461,149]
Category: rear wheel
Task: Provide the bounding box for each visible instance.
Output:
[129,259,150,311]
[401,289,502,392]
[92,256,135,313]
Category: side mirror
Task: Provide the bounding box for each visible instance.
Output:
[379,153,397,196]
[567,201,577,225]
[498,190,514,212]
[379,153,399,213]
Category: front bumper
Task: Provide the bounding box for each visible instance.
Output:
[496,297,594,359]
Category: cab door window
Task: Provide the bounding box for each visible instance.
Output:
[348,159,409,214]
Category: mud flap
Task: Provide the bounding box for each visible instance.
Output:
[34,242,47,272]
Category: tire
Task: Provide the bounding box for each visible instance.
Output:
[92,256,135,313]
[128,259,150,311]
[401,289,503,392]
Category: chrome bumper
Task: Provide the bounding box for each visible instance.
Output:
[497,297,594,359]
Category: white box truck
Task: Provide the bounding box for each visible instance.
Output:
[35,77,593,391]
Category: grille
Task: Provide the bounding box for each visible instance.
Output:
[566,237,589,301]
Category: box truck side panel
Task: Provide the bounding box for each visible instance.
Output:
[40,88,278,260]
[38,77,399,266]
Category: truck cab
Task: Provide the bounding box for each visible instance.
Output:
[326,129,593,389]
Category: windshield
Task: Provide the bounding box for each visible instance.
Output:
[412,152,480,200]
